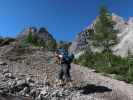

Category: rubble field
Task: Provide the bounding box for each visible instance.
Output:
[0,45,132,100]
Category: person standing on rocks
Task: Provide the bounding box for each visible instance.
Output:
[55,48,74,86]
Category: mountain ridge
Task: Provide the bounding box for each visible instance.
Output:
[70,13,133,57]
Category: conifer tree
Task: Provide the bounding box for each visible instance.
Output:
[25,32,34,44]
[88,6,118,66]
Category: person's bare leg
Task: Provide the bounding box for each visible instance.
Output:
[57,65,64,86]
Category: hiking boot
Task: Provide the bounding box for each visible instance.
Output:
[68,81,73,88]
[57,80,64,86]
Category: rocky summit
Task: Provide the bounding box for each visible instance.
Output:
[70,14,133,57]
[17,27,56,45]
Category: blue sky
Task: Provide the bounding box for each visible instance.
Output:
[0,0,132,41]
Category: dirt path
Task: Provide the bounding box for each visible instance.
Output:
[70,64,133,100]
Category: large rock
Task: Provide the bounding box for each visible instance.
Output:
[112,14,133,57]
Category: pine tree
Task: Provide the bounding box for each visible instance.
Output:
[88,6,118,66]
[24,32,34,44]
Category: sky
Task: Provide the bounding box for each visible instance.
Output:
[0,0,132,41]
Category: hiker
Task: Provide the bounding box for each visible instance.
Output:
[55,48,74,85]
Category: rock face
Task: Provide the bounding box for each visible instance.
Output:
[112,14,133,57]
[17,27,56,47]
[70,14,133,57]
[69,31,88,54]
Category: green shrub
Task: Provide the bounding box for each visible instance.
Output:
[76,51,133,83]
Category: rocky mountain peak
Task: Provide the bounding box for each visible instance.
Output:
[70,14,133,57]
[128,17,133,25]
[112,13,125,23]
[19,27,37,37]
[17,27,56,43]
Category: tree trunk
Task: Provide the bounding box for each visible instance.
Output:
[104,41,112,67]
